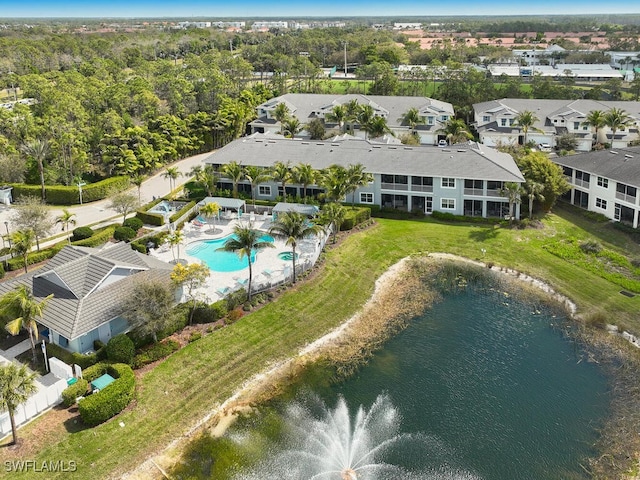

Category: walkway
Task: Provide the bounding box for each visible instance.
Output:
[0,337,32,361]
[0,151,213,251]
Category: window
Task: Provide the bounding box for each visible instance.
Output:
[427,116,434,125]
[441,115,448,122]
[360,192,374,204]
[59,335,69,347]
[441,198,455,209]
[509,119,515,126]
[501,118,507,127]
[425,197,433,213]
[258,185,271,196]
[482,115,490,122]
[573,122,580,130]
[597,177,608,188]
[441,177,455,188]
[614,203,621,220]
[596,198,607,209]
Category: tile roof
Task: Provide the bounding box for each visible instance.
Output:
[204,134,524,183]
[0,243,174,340]
[554,147,640,188]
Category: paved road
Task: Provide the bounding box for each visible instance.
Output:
[0,151,213,246]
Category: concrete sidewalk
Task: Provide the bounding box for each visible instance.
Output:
[0,150,213,251]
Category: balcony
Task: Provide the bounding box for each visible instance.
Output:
[411,184,433,193]
[616,192,637,204]
[486,189,502,197]
[574,179,590,188]
[464,188,484,196]
[381,183,409,191]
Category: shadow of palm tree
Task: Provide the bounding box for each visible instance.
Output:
[63,407,89,434]
[468,225,501,243]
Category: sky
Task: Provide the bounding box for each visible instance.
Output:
[2,0,640,19]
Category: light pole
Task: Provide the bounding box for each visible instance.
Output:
[4,221,10,248]
[343,41,348,77]
[77,181,86,205]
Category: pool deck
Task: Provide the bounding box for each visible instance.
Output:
[149,216,328,303]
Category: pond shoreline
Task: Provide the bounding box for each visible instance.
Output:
[127,254,638,480]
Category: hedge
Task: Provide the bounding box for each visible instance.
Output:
[46,342,100,369]
[61,379,89,407]
[168,200,197,224]
[71,226,116,247]
[123,217,143,232]
[131,339,180,369]
[136,210,165,226]
[71,226,94,242]
[6,245,63,272]
[10,176,130,205]
[113,226,136,242]
[191,300,228,324]
[78,363,135,426]
[341,207,371,231]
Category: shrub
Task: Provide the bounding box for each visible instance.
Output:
[131,339,180,369]
[169,200,197,224]
[6,247,59,272]
[123,217,144,232]
[580,240,602,254]
[105,334,135,364]
[61,379,89,407]
[0,262,4,279]
[191,300,227,324]
[71,226,94,241]
[225,308,243,325]
[113,226,136,242]
[10,177,130,205]
[189,332,202,343]
[78,363,135,426]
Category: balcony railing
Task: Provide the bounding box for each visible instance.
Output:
[411,185,433,193]
[464,188,484,196]
[616,192,637,204]
[574,179,590,188]
[486,189,502,197]
[381,182,409,191]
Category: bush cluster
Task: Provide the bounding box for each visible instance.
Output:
[6,247,59,272]
[71,227,116,247]
[122,217,143,232]
[106,334,135,364]
[169,200,197,224]
[131,339,180,369]
[191,300,228,324]
[71,226,94,241]
[46,343,100,369]
[340,207,371,230]
[113,226,136,242]
[61,378,89,407]
[78,363,135,426]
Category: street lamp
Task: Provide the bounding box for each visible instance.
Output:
[77,181,86,205]
[4,221,10,248]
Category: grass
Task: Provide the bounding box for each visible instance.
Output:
[2,210,640,479]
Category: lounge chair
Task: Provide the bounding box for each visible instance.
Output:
[216,286,230,296]
[262,269,273,277]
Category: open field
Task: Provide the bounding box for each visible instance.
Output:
[2,208,639,479]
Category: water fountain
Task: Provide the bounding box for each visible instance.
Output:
[235,394,480,480]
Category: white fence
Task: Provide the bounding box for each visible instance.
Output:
[0,371,67,439]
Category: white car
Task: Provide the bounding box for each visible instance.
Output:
[538,143,552,152]
[437,140,448,147]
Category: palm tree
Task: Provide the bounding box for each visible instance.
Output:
[500,182,523,226]
[190,165,218,197]
[21,138,50,202]
[292,163,317,203]
[356,104,375,138]
[400,107,425,139]
[221,161,245,198]
[217,224,274,301]
[199,201,220,233]
[584,110,606,146]
[362,116,392,141]
[131,173,145,202]
[0,363,37,446]
[514,111,540,146]
[167,229,184,264]
[344,99,361,134]
[55,208,76,244]
[346,163,374,207]
[272,103,290,124]
[523,180,545,219]
[604,108,632,146]
[0,284,53,362]
[162,166,182,193]
[269,211,322,284]
[320,202,347,244]
[271,161,292,200]
[10,229,35,274]
[244,165,271,206]
[281,117,303,139]
[437,119,474,145]
[326,104,347,132]
[320,165,349,203]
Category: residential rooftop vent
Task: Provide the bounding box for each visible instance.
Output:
[457,149,466,152]
[331,143,339,146]
[610,150,618,154]
[404,147,413,150]
[316,143,324,146]
[268,140,276,143]
[625,154,633,158]
[301,142,309,145]
[372,146,381,149]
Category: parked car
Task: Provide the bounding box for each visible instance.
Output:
[538,143,552,152]
[437,139,448,147]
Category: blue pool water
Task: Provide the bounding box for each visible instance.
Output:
[186,234,274,272]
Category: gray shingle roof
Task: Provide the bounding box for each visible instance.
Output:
[0,243,174,340]
[554,146,640,188]
[204,134,524,182]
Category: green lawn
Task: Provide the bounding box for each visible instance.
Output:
[2,211,639,479]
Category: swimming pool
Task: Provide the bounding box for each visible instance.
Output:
[186,234,275,272]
